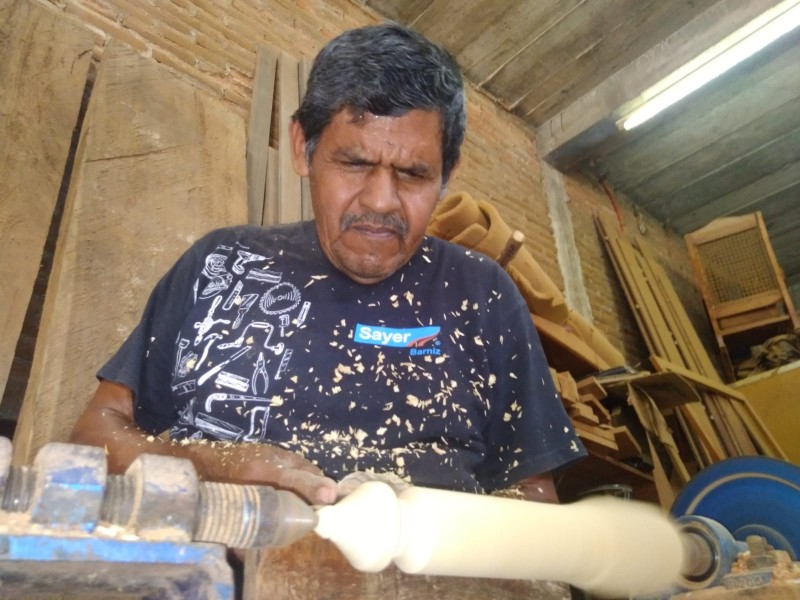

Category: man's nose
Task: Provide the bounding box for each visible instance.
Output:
[359,167,401,213]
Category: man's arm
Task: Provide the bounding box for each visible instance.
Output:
[70,380,337,505]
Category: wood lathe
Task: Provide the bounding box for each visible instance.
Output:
[0,437,797,599]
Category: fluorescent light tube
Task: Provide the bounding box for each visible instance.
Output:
[621,0,800,131]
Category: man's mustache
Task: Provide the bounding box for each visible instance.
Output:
[341,212,408,237]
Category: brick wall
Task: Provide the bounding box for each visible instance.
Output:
[39,0,713,369]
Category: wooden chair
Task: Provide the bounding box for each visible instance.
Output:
[684,212,800,382]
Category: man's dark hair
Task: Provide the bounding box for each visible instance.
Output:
[293,22,466,186]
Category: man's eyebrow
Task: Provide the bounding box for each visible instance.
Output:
[331,147,436,177]
[331,148,373,163]
[397,162,434,177]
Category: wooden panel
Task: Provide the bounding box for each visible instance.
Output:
[247,46,277,226]
[12,41,247,465]
[0,0,94,404]
[278,52,302,224]
[734,361,800,464]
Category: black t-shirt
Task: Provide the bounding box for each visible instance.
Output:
[99,221,585,492]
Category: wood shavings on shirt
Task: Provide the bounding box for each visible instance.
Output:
[304,274,329,288]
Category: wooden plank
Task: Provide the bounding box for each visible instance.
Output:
[628,387,692,486]
[627,371,703,410]
[636,241,721,377]
[557,451,657,504]
[12,42,247,465]
[0,0,94,404]
[611,425,643,460]
[263,146,280,226]
[633,241,701,369]
[649,355,747,402]
[713,290,784,318]
[246,46,277,226]
[578,395,612,424]
[568,402,600,426]
[701,392,741,457]
[730,397,789,461]
[298,56,313,221]
[596,217,727,461]
[556,370,579,404]
[673,406,709,470]
[596,215,672,359]
[711,392,759,456]
[278,52,302,224]
[576,376,607,401]
[595,214,655,352]
[574,424,619,455]
[644,433,677,510]
[531,314,609,376]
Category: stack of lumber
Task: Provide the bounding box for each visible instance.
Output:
[594,213,787,474]
[552,367,670,505]
[427,192,626,376]
[552,370,641,459]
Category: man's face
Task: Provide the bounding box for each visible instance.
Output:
[290,109,447,285]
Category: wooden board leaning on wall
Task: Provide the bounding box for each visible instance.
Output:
[594,212,787,471]
[0,0,94,414]
[12,39,247,465]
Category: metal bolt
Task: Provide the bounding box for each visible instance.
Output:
[746,535,777,570]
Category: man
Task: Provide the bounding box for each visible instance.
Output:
[70,23,586,507]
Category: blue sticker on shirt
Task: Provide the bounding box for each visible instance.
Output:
[354,324,441,348]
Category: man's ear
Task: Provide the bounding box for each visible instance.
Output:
[289,120,310,177]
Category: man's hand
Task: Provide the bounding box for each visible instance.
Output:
[192,440,337,505]
[336,470,412,497]
[70,380,337,505]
